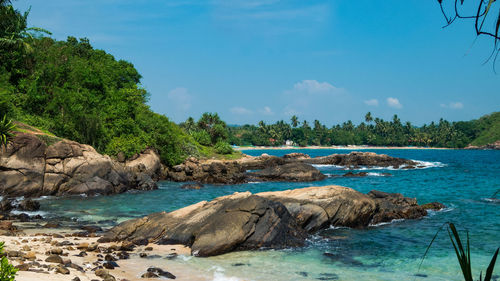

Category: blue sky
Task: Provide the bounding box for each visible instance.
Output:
[15,0,500,125]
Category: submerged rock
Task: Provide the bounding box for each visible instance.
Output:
[101,185,439,256]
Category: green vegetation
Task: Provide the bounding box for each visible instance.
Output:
[226,112,500,148]
[420,223,498,281]
[0,242,17,281]
[0,116,16,148]
[0,3,235,165]
[180,113,233,155]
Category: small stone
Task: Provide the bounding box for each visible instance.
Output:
[23,251,36,260]
[72,277,81,281]
[50,248,63,255]
[95,268,109,277]
[21,245,31,251]
[104,254,116,261]
[141,272,159,278]
[15,263,30,271]
[45,254,63,264]
[147,267,176,279]
[55,265,70,274]
[139,253,147,258]
[76,242,89,250]
[44,222,61,228]
[144,246,153,251]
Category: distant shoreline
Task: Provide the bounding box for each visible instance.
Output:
[235,145,455,151]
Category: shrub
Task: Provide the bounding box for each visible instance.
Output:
[191,130,211,146]
[214,141,232,155]
[0,242,17,281]
[0,115,16,148]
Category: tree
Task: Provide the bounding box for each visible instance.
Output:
[290,115,299,128]
[197,112,228,145]
[365,112,373,123]
[437,0,500,66]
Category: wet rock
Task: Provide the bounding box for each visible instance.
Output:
[141,271,159,278]
[147,267,176,279]
[80,225,102,233]
[18,199,40,211]
[95,268,109,277]
[144,246,153,251]
[44,222,60,228]
[117,251,129,259]
[181,183,203,190]
[55,265,70,274]
[247,163,326,182]
[139,253,147,258]
[0,221,14,230]
[72,277,81,281]
[421,202,446,210]
[0,199,13,212]
[15,263,30,271]
[103,261,118,269]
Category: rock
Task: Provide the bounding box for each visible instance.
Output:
[141,272,159,278]
[303,151,417,169]
[76,242,89,250]
[43,222,61,228]
[101,185,437,256]
[72,277,81,281]
[55,265,70,274]
[144,246,153,251]
[101,193,307,257]
[0,199,13,212]
[18,199,40,211]
[181,183,203,190]
[139,253,147,258]
[45,254,63,264]
[95,268,109,277]
[22,251,36,260]
[147,267,176,279]
[0,133,161,197]
[103,261,117,269]
[421,202,446,210]
[247,163,326,182]
[0,220,14,230]
[283,153,310,160]
[15,263,30,271]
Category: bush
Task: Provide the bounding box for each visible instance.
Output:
[191,130,211,146]
[0,242,17,281]
[214,141,232,154]
[105,134,148,159]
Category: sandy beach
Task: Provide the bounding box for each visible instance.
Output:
[235,145,454,151]
[0,222,211,281]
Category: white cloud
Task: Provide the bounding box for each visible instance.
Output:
[364,99,379,106]
[440,102,464,109]
[292,80,341,94]
[230,106,253,115]
[167,87,192,110]
[386,97,402,109]
[259,106,274,115]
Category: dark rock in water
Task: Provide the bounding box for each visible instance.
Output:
[283,153,310,159]
[165,253,177,260]
[232,263,246,266]
[323,252,363,267]
[181,183,203,190]
[368,190,428,225]
[342,172,368,177]
[317,273,340,280]
[297,271,308,277]
[0,199,14,212]
[303,151,418,169]
[414,273,428,278]
[117,251,129,259]
[147,267,176,279]
[103,261,118,269]
[420,202,446,210]
[18,199,40,211]
[247,163,326,182]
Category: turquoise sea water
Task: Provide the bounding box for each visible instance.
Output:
[38,149,500,280]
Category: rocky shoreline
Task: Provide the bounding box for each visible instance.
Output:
[99,185,444,257]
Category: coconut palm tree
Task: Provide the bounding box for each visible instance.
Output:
[290,115,299,128]
[365,112,373,123]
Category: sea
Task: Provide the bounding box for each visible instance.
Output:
[33,149,500,281]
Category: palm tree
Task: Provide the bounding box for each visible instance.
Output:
[0,115,16,149]
[365,112,373,123]
[290,115,299,128]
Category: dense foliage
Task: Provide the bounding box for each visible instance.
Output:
[226,113,500,148]
[180,113,232,154]
[0,242,17,281]
[0,3,211,165]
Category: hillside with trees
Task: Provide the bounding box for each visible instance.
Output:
[0,2,236,166]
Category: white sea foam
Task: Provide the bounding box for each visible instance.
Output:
[10,210,48,217]
[368,219,405,227]
[482,198,500,203]
[212,272,243,281]
[312,164,344,169]
[426,207,454,217]
[366,172,385,176]
[411,160,447,169]
[314,160,445,171]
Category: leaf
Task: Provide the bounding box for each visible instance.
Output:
[484,248,499,281]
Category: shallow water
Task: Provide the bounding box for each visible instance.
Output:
[39,149,500,280]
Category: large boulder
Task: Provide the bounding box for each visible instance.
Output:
[100,192,306,257]
[247,163,326,182]
[303,151,417,169]
[101,185,440,256]
[0,133,159,197]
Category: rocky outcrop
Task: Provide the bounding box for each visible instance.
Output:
[0,133,160,197]
[465,140,500,150]
[100,192,307,257]
[302,151,418,169]
[165,151,418,184]
[101,185,441,256]
[247,163,326,182]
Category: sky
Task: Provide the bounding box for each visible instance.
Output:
[14,0,500,126]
